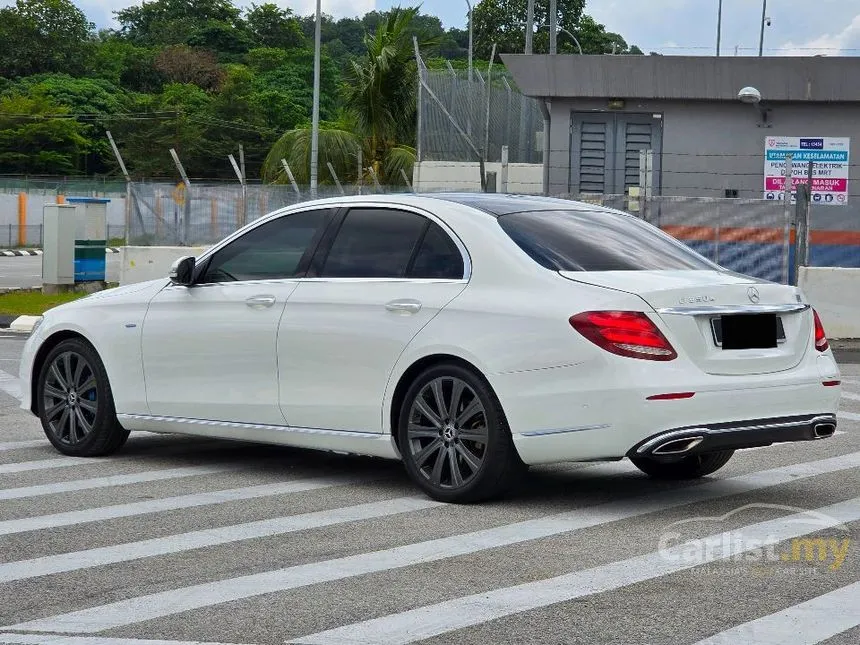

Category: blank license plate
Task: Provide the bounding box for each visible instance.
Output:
[711,314,783,350]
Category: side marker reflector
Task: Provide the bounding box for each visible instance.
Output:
[646,392,696,401]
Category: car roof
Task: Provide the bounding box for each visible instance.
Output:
[266,193,605,219]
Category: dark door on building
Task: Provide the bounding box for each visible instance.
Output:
[569,112,663,196]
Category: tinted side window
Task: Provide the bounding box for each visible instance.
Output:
[498,209,717,272]
[408,223,464,279]
[321,208,426,278]
[202,210,330,282]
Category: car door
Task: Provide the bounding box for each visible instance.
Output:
[141,207,334,425]
[278,205,469,433]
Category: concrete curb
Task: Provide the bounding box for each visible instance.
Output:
[0,248,120,257]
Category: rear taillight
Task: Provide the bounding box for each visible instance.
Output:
[813,309,829,352]
[569,311,678,361]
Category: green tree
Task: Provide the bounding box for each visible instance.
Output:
[246,3,305,50]
[0,0,94,78]
[0,94,89,174]
[114,0,246,52]
[263,7,425,185]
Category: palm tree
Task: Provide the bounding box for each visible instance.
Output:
[263,6,424,187]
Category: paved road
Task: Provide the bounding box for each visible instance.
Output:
[0,333,858,645]
[0,255,121,290]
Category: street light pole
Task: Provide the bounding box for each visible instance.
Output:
[716,0,723,56]
[549,0,557,55]
[758,0,768,56]
[310,0,322,197]
[465,0,473,83]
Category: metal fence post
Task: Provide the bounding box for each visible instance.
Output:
[781,153,793,284]
[500,145,509,193]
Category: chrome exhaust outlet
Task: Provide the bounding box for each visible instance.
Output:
[813,423,836,439]
[652,436,704,456]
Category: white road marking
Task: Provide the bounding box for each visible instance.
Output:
[0,634,254,645]
[0,476,363,536]
[0,466,231,501]
[841,378,860,386]
[839,411,860,422]
[0,368,21,401]
[841,391,860,402]
[292,498,860,645]
[0,497,441,583]
[0,456,91,475]
[690,581,860,645]
[0,440,45,452]
[10,451,860,634]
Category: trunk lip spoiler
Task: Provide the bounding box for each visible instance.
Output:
[656,303,810,316]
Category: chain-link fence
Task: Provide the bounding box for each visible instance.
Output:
[418,60,544,164]
[127,182,413,246]
[0,225,126,248]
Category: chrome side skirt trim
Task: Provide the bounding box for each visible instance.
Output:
[520,424,610,438]
[117,414,380,439]
[656,304,809,316]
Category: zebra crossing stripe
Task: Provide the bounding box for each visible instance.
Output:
[0,496,441,583]
[0,441,46,452]
[690,581,860,645]
[0,634,254,645]
[0,466,231,501]
[0,456,91,475]
[0,476,365,536]
[839,411,860,422]
[9,450,860,634]
[291,498,860,645]
[841,391,860,402]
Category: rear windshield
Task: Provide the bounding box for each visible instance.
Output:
[497,209,717,272]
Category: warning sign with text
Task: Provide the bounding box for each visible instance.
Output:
[764,136,850,205]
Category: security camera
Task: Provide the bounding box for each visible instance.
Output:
[738,86,762,104]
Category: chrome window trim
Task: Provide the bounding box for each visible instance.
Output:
[657,303,809,316]
[194,199,472,282]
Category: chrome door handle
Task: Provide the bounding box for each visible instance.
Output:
[385,299,422,314]
[246,295,276,308]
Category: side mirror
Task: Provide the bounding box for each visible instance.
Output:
[169,256,196,286]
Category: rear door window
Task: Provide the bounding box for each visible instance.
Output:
[320,208,427,278]
[498,209,718,271]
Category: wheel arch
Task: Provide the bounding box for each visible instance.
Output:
[30,330,95,414]
[387,353,494,451]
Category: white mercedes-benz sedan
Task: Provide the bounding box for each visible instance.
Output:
[19,194,842,502]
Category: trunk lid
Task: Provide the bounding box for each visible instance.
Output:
[559,270,811,375]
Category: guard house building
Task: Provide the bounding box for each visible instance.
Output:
[501,55,860,268]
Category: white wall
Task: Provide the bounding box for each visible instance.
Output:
[413,161,543,194]
[120,246,210,285]
[799,267,860,339]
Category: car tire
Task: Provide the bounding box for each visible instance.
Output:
[630,450,734,480]
[398,362,526,503]
[36,338,130,457]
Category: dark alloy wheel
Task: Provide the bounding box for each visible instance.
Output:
[398,363,525,503]
[37,338,129,457]
[630,450,735,480]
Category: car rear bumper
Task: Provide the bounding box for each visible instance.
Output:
[494,352,842,465]
[628,413,837,459]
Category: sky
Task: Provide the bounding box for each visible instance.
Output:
[10,0,860,56]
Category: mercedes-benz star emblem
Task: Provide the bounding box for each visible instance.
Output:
[747,287,761,304]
